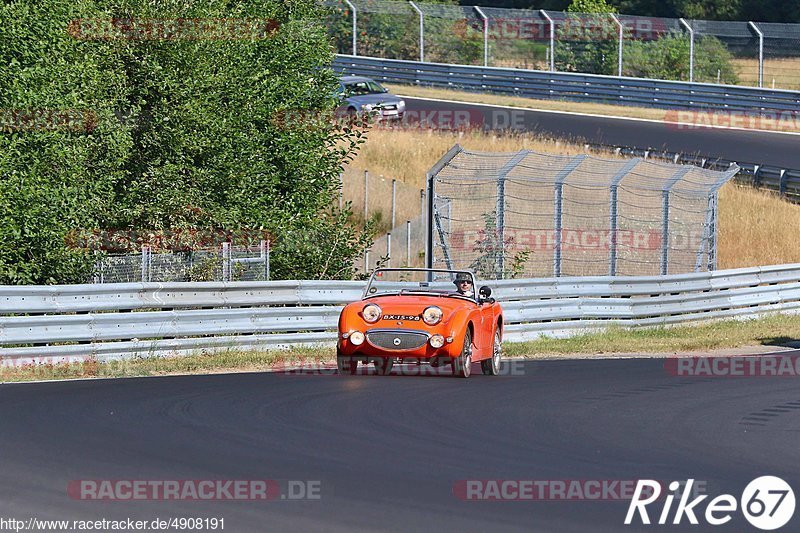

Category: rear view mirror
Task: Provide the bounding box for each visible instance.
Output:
[479,286,492,301]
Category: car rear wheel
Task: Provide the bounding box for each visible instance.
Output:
[336,349,358,375]
[373,357,393,376]
[481,330,502,376]
[452,330,472,378]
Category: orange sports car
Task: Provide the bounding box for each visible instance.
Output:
[337,268,503,378]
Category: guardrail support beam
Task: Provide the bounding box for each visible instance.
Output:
[409,1,424,62]
[343,0,357,56]
[679,18,694,83]
[540,10,555,72]
[748,21,764,88]
[474,6,489,67]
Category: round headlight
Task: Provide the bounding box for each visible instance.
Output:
[349,331,365,346]
[422,306,443,325]
[362,304,382,323]
[429,334,445,348]
[362,103,373,111]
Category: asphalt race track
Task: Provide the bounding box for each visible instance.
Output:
[1,357,798,532]
[403,97,800,169]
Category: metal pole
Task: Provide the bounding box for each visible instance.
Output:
[474,6,488,67]
[141,245,150,283]
[610,13,623,77]
[364,169,369,224]
[420,189,424,220]
[265,239,270,281]
[749,21,764,88]
[406,220,412,266]
[391,179,397,229]
[387,232,392,268]
[679,18,694,82]
[553,184,563,277]
[343,0,357,55]
[425,174,434,269]
[540,10,555,72]
[222,242,231,282]
[608,158,640,276]
[409,1,424,62]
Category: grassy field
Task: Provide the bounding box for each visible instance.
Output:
[732,57,800,91]
[345,127,800,270]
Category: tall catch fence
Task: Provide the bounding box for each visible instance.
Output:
[426,145,739,279]
[323,0,800,90]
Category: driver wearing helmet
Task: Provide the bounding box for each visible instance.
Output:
[452,272,474,297]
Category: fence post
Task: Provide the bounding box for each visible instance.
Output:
[343,0,357,55]
[141,245,151,283]
[679,18,694,82]
[661,168,691,275]
[409,1,424,62]
[610,13,623,77]
[748,21,764,88]
[364,169,369,224]
[541,10,555,72]
[261,240,270,281]
[406,220,412,266]
[608,158,640,276]
[339,171,344,210]
[474,6,488,67]
[222,242,231,282]
[387,232,392,268]
[391,179,397,229]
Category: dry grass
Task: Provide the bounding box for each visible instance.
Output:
[732,58,800,91]
[345,127,800,270]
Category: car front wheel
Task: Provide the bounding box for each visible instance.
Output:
[481,330,502,376]
[452,330,472,378]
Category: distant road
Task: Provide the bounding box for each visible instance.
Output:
[403,96,800,169]
[2,356,799,531]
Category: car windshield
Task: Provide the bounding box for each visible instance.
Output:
[364,268,476,301]
[343,80,387,96]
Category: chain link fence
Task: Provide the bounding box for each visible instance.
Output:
[427,145,739,279]
[324,0,800,90]
[91,243,270,283]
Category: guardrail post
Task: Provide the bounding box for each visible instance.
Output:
[343,0,357,56]
[748,21,764,88]
[409,1,424,62]
[474,6,489,67]
[679,18,694,83]
[780,169,788,196]
[610,14,623,77]
[541,10,555,72]
[753,164,762,188]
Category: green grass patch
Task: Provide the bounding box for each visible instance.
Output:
[504,314,800,357]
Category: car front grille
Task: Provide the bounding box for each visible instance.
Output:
[366,330,428,351]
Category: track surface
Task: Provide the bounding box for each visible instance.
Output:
[403,97,800,169]
[1,357,799,532]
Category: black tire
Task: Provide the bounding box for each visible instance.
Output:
[336,349,358,375]
[452,329,473,378]
[373,357,393,376]
[481,330,502,376]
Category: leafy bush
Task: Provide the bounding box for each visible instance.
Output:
[0,0,372,284]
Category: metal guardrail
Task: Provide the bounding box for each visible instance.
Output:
[3,264,800,363]
[333,55,800,114]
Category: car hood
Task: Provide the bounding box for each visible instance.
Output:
[345,93,404,107]
[352,295,476,317]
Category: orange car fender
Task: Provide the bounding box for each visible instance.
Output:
[442,307,484,358]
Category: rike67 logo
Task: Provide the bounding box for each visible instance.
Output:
[625,477,795,530]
